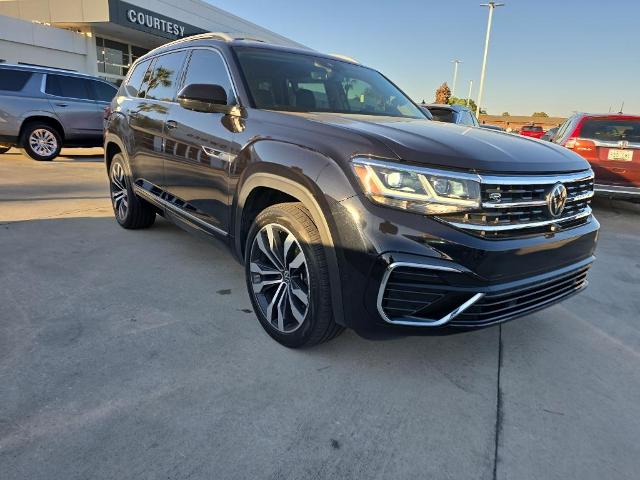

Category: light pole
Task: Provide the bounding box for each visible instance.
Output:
[466,80,473,107]
[451,59,462,98]
[476,2,504,117]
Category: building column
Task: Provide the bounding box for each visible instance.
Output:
[84,31,98,76]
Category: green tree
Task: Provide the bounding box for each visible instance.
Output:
[532,111,549,117]
[435,82,451,104]
[449,96,477,114]
[502,111,510,116]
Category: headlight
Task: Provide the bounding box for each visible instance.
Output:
[351,158,481,215]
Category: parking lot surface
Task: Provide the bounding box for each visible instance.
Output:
[1,149,639,480]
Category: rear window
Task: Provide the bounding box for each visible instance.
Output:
[579,118,640,143]
[522,125,543,132]
[429,108,454,123]
[45,74,93,100]
[0,69,32,91]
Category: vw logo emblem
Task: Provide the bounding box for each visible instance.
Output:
[547,182,568,218]
[619,140,629,149]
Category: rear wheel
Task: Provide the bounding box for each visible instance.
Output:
[21,123,61,161]
[245,203,343,348]
[109,153,156,229]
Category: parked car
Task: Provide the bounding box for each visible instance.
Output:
[541,126,559,141]
[425,104,479,127]
[519,124,545,139]
[480,124,505,132]
[104,33,599,347]
[0,64,117,160]
[553,113,640,198]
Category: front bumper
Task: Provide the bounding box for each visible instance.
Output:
[329,194,600,335]
[374,254,592,329]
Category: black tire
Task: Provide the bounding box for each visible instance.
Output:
[20,122,62,161]
[245,202,343,348]
[109,153,156,229]
[0,146,10,154]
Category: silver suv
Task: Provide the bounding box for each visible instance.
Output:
[0,64,117,160]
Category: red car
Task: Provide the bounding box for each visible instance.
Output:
[519,124,545,139]
[553,114,640,197]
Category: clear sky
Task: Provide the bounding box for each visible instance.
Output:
[208,0,639,117]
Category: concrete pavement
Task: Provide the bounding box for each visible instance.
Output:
[1,149,639,479]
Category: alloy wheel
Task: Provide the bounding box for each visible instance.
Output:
[249,223,310,333]
[29,129,57,157]
[110,162,129,221]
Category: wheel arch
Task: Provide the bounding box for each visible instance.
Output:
[19,115,65,142]
[103,133,129,175]
[236,173,345,326]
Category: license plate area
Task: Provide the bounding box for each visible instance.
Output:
[607,149,634,161]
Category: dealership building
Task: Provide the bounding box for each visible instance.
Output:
[0,0,302,84]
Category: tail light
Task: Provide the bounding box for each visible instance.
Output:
[565,138,597,159]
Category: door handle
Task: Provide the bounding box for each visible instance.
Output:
[56,103,68,107]
[166,120,178,129]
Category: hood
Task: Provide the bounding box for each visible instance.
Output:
[294,113,589,174]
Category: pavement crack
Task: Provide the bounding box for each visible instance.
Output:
[492,324,504,480]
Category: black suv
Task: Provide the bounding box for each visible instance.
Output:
[104,33,599,347]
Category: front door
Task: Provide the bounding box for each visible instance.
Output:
[162,48,238,234]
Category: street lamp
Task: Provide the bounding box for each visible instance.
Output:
[476,2,504,117]
[451,59,462,98]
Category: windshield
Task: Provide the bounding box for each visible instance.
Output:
[234,47,425,119]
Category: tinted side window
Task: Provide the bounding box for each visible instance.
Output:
[124,59,151,98]
[92,80,117,102]
[46,75,92,100]
[459,111,475,126]
[182,49,235,104]
[0,69,32,91]
[145,51,187,102]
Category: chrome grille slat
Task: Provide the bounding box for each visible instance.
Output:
[440,171,594,238]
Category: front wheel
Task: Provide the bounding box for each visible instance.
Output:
[245,203,343,348]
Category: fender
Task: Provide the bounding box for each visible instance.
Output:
[233,141,351,326]
[18,110,65,136]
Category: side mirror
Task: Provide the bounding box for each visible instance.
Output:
[177,83,231,114]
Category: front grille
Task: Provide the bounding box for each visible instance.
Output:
[440,172,594,238]
[450,265,590,327]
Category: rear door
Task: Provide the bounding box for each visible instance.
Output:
[127,51,187,190]
[576,116,640,187]
[44,74,102,138]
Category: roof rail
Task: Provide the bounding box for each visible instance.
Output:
[328,53,359,64]
[163,32,267,47]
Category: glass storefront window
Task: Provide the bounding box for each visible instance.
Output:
[96,36,149,83]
